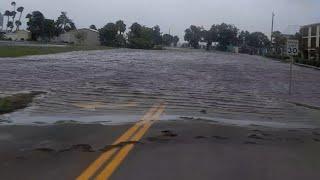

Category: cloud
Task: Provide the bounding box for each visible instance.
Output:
[1,0,319,39]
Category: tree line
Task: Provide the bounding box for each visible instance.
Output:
[184,23,297,53]
[3,1,180,49]
[97,21,179,49]
[23,11,180,49]
[25,11,76,41]
[2,1,294,52]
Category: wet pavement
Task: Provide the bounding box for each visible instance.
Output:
[1,121,320,180]
[0,48,320,127]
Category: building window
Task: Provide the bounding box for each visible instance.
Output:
[301,27,309,37]
[302,38,308,49]
[311,37,317,48]
[311,26,317,36]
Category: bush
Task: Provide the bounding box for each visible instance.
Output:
[128,38,153,49]
[0,92,44,114]
[153,45,164,50]
[0,32,5,40]
[264,53,290,61]
[127,23,155,49]
[294,58,320,67]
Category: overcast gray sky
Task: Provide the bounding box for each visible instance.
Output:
[1,0,319,39]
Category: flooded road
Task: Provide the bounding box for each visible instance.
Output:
[0,48,320,127]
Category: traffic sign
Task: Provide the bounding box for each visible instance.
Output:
[287,39,299,56]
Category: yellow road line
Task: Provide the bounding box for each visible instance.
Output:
[77,104,161,180]
[95,104,165,180]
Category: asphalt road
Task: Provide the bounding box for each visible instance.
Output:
[1,110,320,180]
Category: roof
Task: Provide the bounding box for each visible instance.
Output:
[65,28,99,34]
[78,28,99,33]
[301,23,320,28]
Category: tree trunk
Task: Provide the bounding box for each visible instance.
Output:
[15,13,23,31]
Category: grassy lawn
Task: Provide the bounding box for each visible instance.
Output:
[0,92,44,114]
[0,45,112,58]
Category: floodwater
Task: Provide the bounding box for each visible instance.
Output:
[0,48,320,127]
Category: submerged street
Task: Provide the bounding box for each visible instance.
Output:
[1,49,320,179]
[0,48,320,127]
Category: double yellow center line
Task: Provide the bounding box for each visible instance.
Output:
[77,102,166,180]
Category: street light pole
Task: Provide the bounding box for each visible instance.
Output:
[289,56,293,95]
[271,12,275,42]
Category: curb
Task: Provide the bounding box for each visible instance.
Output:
[293,63,320,70]
[290,102,320,111]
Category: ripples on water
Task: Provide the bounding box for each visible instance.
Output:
[0,49,320,126]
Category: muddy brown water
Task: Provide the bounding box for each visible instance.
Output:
[0,48,320,127]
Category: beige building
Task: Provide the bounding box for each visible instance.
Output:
[301,23,320,60]
[4,30,31,41]
[53,28,100,46]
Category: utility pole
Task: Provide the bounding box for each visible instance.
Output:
[289,55,293,95]
[271,12,275,43]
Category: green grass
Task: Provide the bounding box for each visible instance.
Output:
[0,92,44,114]
[0,45,112,57]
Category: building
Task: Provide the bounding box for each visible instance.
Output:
[53,28,100,46]
[0,12,3,30]
[4,30,31,41]
[300,23,320,60]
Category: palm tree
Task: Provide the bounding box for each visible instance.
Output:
[15,20,22,31]
[11,2,16,11]
[4,10,11,31]
[25,13,32,19]
[11,2,17,31]
[7,21,14,32]
[90,24,97,30]
[10,11,17,31]
[116,20,126,34]
[15,6,24,31]
[56,12,76,33]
